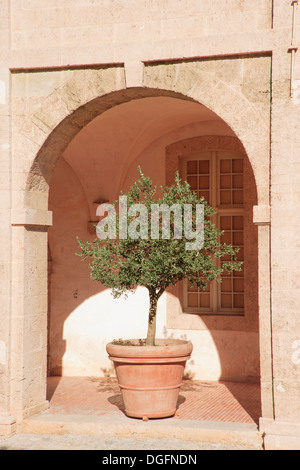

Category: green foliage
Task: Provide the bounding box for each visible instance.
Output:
[76,167,242,344]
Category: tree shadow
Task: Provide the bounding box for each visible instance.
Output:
[89,376,120,394]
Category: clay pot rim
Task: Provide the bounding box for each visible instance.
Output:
[106,338,193,358]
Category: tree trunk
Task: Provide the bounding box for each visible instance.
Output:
[146,293,158,346]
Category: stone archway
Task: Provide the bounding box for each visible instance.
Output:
[9,63,272,425]
[21,65,270,210]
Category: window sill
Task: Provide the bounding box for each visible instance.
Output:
[183,308,244,317]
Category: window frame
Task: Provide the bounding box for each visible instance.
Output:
[182,150,244,316]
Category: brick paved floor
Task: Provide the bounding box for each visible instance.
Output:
[47,377,261,425]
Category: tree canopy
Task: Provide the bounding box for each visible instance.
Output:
[76,168,242,345]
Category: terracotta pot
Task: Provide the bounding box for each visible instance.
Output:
[106,338,193,419]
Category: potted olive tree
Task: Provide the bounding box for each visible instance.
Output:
[76,168,241,419]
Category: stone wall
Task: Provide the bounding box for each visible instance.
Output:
[0,0,300,450]
[9,0,272,65]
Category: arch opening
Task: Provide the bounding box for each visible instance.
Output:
[46,93,259,392]
[16,82,266,425]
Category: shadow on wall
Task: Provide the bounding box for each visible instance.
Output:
[48,157,150,376]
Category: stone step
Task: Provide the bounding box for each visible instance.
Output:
[23,410,263,450]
